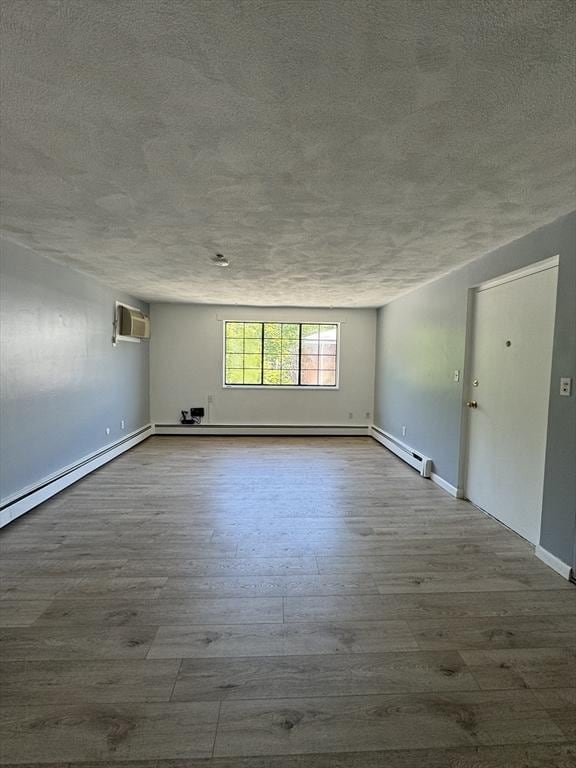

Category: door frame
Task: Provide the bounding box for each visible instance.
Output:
[457,254,559,510]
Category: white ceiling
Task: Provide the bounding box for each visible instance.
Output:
[1,0,574,307]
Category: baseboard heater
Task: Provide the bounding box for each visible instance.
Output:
[0,425,153,528]
[371,426,432,477]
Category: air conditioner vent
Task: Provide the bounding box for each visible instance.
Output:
[116,304,150,340]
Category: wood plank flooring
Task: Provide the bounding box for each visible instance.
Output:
[0,436,574,767]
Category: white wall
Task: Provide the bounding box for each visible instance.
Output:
[150,305,376,426]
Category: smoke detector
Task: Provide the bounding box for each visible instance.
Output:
[211,253,229,267]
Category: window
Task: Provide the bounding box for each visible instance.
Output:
[224,322,339,387]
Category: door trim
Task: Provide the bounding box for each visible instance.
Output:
[456,287,477,500]
[475,255,559,293]
[457,256,559,524]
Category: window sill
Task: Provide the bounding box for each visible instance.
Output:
[222,385,340,391]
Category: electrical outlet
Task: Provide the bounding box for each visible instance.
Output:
[121,420,125,429]
[105,427,111,436]
[402,425,407,437]
[560,377,572,396]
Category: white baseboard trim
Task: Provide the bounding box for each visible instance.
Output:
[0,424,154,528]
[535,545,572,580]
[430,472,465,499]
[154,424,370,437]
[370,426,432,478]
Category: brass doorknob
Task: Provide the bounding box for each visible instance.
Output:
[467,400,478,409]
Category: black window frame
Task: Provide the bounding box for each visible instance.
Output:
[223,321,339,388]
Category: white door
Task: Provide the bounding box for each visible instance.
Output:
[465,261,558,543]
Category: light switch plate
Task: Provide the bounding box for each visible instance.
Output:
[560,377,572,396]
[453,370,460,382]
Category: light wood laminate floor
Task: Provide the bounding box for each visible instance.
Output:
[0,436,574,768]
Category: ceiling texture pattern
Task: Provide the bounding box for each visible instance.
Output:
[1,0,574,306]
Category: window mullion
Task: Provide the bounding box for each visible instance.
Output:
[242,323,246,385]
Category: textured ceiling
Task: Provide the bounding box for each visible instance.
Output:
[1,0,575,307]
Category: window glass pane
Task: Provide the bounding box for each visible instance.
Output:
[302,324,319,338]
[263,355,281,370]
[244,353,261,369]
[281,337,299,355]
[226,369,243,384]
[301,339,319,355]
[226,353,244,369]
[282,323,299,339]
[301,353,318,370]
[319,324,337,340]
[244,338,262,354]
[226,338,243,354]
[319,341,337,356]
[301,369,318,385]
[243,369,262,384]
[319,369,336,386]
[226,322,245,339]
[319,354,336,370]
[244,322,262,338]
[281,354,298,370]
[281,369,298,385]
[264,338,282,354]
[263,369,281,385]
[264,322,282,338]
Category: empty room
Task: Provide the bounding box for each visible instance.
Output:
[1,1,575,766]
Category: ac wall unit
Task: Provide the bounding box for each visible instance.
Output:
[118,305,150,339]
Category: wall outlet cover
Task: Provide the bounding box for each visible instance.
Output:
[560,377,572,396]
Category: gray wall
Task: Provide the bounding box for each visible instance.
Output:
[0,238,150,503]
[374,211,576,566]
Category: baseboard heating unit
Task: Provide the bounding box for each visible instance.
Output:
[0,424,153,528]
[370,425,432,477]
